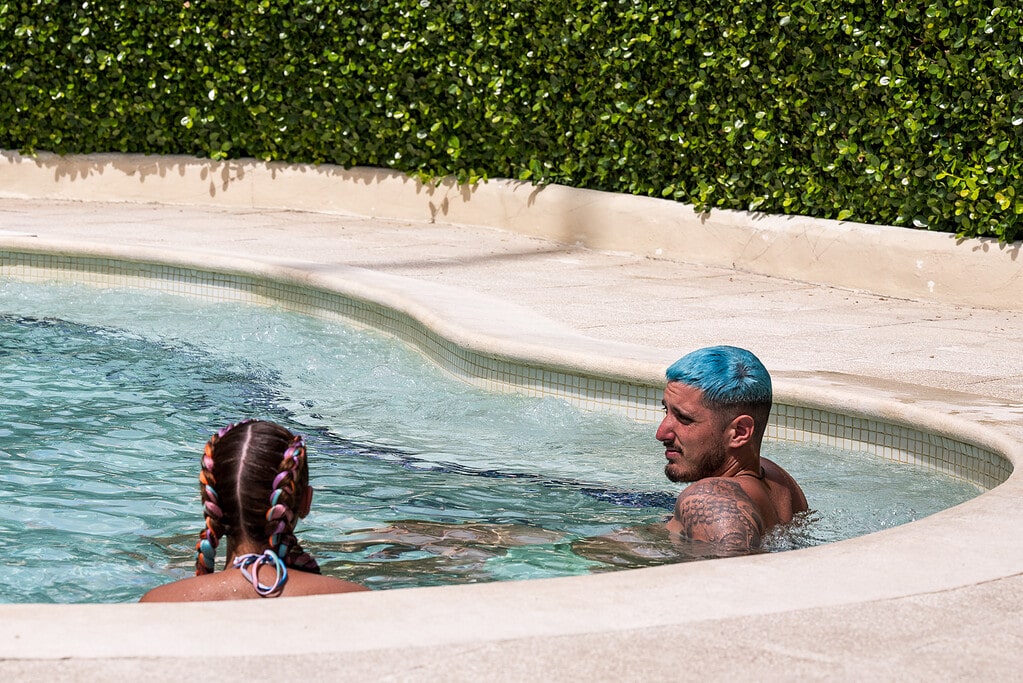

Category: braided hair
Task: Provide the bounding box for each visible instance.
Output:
[195,420,321,575]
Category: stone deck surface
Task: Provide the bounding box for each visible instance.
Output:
[1,196,1021,681]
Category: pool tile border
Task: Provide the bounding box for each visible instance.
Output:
[2,249,1009,490]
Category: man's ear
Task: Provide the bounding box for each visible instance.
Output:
[727,415,755,447]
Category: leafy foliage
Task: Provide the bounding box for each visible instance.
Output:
[2,0,1021,240]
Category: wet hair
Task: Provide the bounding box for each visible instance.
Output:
[195,420,320,575]
[665,346,773,438]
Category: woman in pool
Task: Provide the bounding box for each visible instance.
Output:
[140,420,367,601]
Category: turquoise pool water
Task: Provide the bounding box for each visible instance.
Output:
[0,280,981,602]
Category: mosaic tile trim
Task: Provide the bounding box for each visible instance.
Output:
[768,403,1010,490]
[1,250,1009,489]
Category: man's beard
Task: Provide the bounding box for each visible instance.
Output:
[663,443,728,483]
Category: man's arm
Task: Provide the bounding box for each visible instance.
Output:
[668,478,764,554]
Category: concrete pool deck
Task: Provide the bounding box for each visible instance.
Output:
[1,152,1022,680]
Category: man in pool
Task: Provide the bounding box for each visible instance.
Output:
[657,345,807,554]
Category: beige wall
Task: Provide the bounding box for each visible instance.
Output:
[2,150,1020,310]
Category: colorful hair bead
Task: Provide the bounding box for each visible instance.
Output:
[194,421,240,575]
[265,434,320,575]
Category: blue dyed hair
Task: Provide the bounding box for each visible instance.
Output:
[666,346,772,433]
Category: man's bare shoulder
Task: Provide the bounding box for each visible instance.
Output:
[761,457,809,515]
[669,477,764,553]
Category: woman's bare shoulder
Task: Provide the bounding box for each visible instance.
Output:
[138,574,224,603]
[285,572,369,596]
[140,570,368,602]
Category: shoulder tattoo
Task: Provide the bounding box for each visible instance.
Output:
[674,479,764,553]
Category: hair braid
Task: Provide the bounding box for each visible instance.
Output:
[265,435,321,574]
[194,422,239,575]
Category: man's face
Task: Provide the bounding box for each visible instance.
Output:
[656,382,730,483]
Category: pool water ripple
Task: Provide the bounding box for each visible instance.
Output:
[0,281,981,602]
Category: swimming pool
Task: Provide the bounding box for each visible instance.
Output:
[0,280,981,602]
[1,161,1021,677]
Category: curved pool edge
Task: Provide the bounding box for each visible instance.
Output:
[0,234,1021,663]
[2,149,1022,311]
[2,235,1016,484]
[1,153,1022,675]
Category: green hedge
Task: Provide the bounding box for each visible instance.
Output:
[2,0,1022,241]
